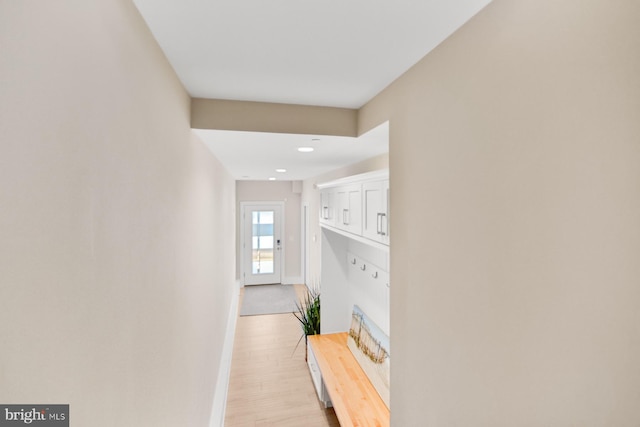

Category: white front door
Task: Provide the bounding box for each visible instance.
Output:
[242,203,283,285]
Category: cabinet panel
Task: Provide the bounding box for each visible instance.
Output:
[362,182,381,241]
[381,180,389,245]
[319,188,336,227]
[335,184,362,235]
[362,180,389,244]
[307,340,332,408]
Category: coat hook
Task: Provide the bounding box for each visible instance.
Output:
[351,258,357,265]
[360,264,366,271]
[372,271,378,279]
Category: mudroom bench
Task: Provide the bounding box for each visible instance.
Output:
[308,332,390,427]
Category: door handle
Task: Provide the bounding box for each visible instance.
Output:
[379,213,387,236]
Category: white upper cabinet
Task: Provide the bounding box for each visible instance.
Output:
[335,184,362,235]
[362,180,389,245]
[319,187,336,227]
[317,170,388,247]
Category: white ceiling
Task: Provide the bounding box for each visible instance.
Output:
[132,0,492,180]
[193,121,389,181]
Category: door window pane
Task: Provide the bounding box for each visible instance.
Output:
[252,210,274,274]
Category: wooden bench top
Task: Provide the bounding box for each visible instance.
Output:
[308,332,390,427]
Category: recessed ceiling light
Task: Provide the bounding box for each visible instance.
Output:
[275,168,287,173]
[268,177,276,181]
[298,147,314,152]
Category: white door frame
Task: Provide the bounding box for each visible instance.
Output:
[302,203,310,288]
[240,201,285,286]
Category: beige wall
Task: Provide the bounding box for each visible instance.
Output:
[0,1,236,426]
[192,98,357,137]
[359,0,640,425]
[236,181,302,283]
[302,154,389,287]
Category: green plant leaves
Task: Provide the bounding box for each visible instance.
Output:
[292,287,321,355]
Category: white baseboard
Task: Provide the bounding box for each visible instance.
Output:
[209,281,240,427]
[282,276,303,285]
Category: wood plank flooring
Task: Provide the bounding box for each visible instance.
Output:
[224,284,340,427]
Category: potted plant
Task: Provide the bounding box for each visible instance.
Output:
[293,286,321,360]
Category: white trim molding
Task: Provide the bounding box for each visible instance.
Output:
[208,282,240,427]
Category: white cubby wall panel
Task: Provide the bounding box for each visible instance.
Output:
[320,229,351,334]
[346,251,390,336]
[320,227,390,335]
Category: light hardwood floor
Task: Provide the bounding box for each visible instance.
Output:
[224,284,340,427]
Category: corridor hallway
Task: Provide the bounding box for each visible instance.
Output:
[224,285,340,426]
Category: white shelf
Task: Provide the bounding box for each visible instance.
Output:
[320,223,389,253]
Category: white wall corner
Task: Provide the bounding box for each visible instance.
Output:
[208,284,240,427]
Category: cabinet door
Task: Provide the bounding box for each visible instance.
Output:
[380,179,389,245]
[319,188,336,227]
[336,184,362,235]
[362,180,389,244]
[307,341,332,408]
